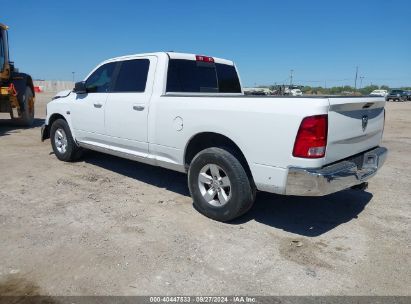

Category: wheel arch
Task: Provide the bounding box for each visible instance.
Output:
[184,132,253,180]
[42,113,68,141]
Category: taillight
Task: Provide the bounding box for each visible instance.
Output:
[196,55,214,63]
[293,115,328,158]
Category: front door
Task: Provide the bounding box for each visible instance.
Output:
[71,61,117,143]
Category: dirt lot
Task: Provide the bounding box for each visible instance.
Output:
[0,93,410,296]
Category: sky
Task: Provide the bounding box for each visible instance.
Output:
[2,0,411,87]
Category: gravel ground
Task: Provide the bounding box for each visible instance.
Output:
[0,93,410,296]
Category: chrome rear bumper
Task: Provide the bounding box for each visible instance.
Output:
[285,147,387,196]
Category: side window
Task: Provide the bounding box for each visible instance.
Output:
[112,59,150,92]
[216,63,241,93]
[85,62,116,93]
[0,31,5,71]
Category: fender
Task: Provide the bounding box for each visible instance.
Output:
[42,107,77,142]
[41,112,69,142]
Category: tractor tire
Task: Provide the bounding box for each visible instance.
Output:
[18,87,35,126]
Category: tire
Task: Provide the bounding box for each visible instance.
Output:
[50,118,83,162]
[188,147,256,222]
[18,87,35,126]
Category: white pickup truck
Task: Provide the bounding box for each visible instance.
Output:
[41,52,387,221]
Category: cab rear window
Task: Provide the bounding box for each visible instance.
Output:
[166,59,241,93]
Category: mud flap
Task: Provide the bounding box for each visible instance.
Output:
[41,124,50,141]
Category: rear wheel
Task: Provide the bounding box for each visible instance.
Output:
[188,147,256,222]
[50,118,83,161]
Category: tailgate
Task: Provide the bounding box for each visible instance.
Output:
[325,97,385,164]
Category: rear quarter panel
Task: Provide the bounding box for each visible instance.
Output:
[149,96,330,170]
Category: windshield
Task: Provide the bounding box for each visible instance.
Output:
[390,90,403,94]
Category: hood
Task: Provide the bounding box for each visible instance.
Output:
[52,90,72,100]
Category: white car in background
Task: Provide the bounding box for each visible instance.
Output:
[291,88,303,96]
[284,87,303,96]
[370,90,388,97]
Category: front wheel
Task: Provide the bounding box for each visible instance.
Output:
[188,147,256,222]
[50,118,83,162]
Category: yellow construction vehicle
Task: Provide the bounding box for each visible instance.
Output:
[0,22,35,126]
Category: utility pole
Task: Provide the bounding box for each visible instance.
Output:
[289,69,294,86]
[359,76,364,89]
[354,66,358,90]
[72,72,75,82]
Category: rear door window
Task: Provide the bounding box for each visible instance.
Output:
[112,59,150,92]
[166,59,241,93]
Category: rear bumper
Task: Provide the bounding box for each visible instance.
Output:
[285,147,387,196]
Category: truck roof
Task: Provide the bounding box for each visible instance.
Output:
[103,52,235,66]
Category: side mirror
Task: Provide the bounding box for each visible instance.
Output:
[73,81,87,94]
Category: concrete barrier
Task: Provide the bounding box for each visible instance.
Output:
[33,80,74,93]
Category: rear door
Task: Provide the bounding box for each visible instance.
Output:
[325,97,386,164]
[104,56,156,156]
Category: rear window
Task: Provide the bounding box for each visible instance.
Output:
[166,59,241,93]
[112,59,150,92]
[216,63,242,93]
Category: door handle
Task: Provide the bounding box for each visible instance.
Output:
[133,105,145,111]
[93,102,103,108]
